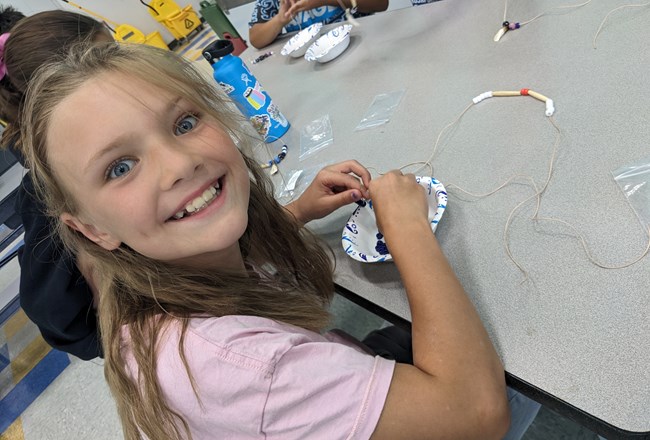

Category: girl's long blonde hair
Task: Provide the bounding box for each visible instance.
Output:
[21,43,334,440]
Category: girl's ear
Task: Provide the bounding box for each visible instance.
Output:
[60,213,121,251]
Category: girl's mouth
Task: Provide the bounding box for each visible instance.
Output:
[168,177,223,221]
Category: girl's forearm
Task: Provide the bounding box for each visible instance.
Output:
[386,223,506,395]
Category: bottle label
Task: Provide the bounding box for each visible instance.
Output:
[244,84,266,110]
[215,59,290,142]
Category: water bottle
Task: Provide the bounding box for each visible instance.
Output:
[203,40,290,142]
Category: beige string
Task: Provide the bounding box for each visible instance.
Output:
[335,0,360,26]
[496,0,593,41]
[593,1,650,48]
[503,0,593,25]
[364,96,650,279]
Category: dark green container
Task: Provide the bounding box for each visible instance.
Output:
[199,1,241,39]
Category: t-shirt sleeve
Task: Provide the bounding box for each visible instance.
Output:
[249,0,279,26]
[262,340,395,439]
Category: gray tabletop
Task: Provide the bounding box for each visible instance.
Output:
[243,0,650,436]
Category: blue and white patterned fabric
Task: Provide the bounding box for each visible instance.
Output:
[249,0,351,34]
[411,0,442,5]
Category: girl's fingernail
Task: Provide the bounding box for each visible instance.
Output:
[351,192,360,201]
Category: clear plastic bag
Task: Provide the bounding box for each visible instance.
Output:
[612,156,650,230]
[276,162,333,203]
[355,90,406,131]
[299,114,334,161]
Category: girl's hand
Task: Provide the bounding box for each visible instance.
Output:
[367,171,430,240]
[285,160,371,225]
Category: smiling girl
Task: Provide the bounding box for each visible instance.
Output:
[19,42,528,439]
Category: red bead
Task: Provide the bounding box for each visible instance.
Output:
[520,89,529,96]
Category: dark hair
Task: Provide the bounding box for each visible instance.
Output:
[0,6,23,33]
[0,9,109,145]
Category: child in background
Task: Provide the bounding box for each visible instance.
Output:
[21,42,540,439]
[0,8,112,359]
[248,0,387,48]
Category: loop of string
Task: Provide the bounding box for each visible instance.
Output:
[362,98,650,280]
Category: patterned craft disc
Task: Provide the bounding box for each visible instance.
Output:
[342,176,448,263]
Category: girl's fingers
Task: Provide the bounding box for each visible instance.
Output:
[320,169,368,196]
[325,160,372,195]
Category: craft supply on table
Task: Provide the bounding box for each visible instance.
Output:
[592,1,650,48]
[252,51,274,64]
[203,39,290,142]
[472,89,554,116]
[494,0,593,42]
[304,24,353,63]
[281,23,323,58]
[342,176,448,263]
[299,114,334,161]
[355,90,406,131]
[260,143,288,175]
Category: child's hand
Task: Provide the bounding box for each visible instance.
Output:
[285,160,371,225]
[368,171,430,240]
[278,0,294,24]
[285,0,320,18]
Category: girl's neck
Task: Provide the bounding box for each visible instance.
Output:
[172,243,247,272]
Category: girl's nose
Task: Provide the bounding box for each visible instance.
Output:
[155,140,202,190]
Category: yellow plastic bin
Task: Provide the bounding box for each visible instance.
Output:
[148,1,202,41]
[144,31,170,50]
[114,25,169,50]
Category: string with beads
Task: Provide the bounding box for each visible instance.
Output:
[364,89,650,281]
[494,0,593,42]
[259,133,289,175]
[593,1,650,48]
[260,144,288,175]
[426,90,649,278]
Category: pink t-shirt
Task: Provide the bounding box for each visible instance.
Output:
[123,315,395,439]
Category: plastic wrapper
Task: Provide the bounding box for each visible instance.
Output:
[612,156,650,231]
[355,90,405,131]
[299,114,334,161]
[276,162,333,203]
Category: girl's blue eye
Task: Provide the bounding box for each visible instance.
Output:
[108,158,137,179]
[175,114,199,135]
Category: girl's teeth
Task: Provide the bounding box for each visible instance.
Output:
[201,188,214,202]
[182,183,221,216]
[192,198,205,211]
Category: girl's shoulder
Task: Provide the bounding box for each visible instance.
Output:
[138,315,340,372]
[123,316,395,439]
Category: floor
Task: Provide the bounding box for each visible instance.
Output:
[0,2,606,439]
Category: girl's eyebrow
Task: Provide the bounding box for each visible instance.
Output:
[85,135,131,173]
[84,97,184,173]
